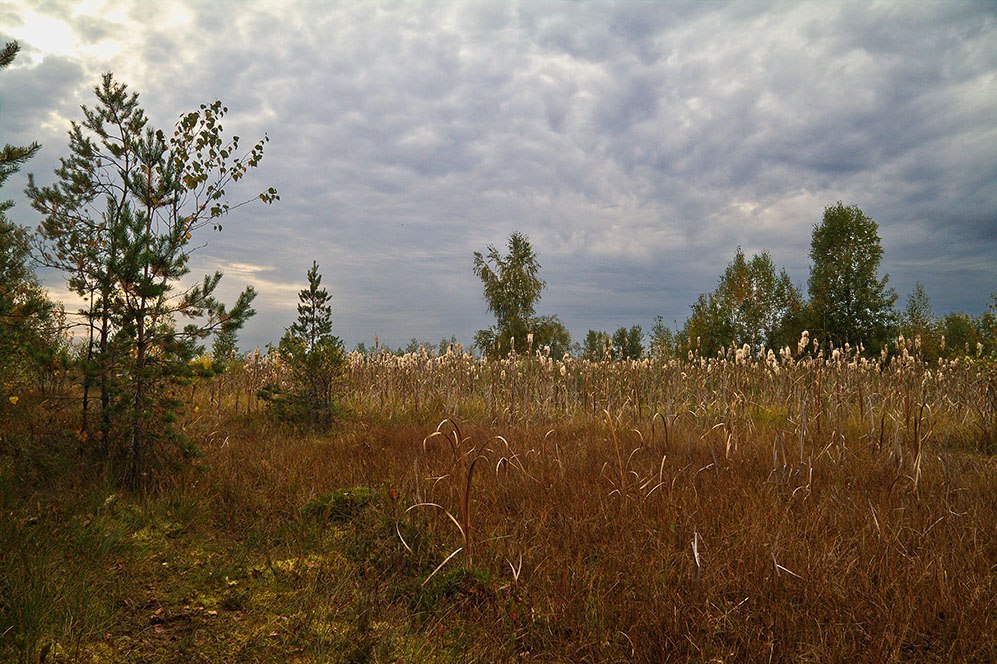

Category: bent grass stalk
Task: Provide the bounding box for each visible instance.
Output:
[143,338,997,660]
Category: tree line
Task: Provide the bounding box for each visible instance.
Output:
[469,215,994,363]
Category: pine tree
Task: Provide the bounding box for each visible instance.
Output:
[28,73,276,485]
[264,261,345,429]
[289,261,333,351]
[211,303,245,365]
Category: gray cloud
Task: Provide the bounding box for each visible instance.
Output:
[2,0,995,351]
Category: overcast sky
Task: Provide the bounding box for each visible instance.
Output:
[2,1,995,351]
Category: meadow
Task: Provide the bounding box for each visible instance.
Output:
[1,342,994,662]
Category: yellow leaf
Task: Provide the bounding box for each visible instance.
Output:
[8,396,18,405]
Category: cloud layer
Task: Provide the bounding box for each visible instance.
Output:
[3,0,995,350]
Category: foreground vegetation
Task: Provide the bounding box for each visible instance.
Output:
[2,347,994,662]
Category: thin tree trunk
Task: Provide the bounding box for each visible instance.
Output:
[130,337,145,488]
[99,303,111,459]
[79,288,96,454]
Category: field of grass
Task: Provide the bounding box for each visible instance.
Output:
[2,348,995,662]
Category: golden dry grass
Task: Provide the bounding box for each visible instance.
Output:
[2,347,995,661]
[183,348,996,661]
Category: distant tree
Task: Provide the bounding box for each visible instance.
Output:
[532,314,572,358]
[981,293,997,357]
[289,261,331,351]
[611,325,644,360]
[901,282,940,360]
[648,316,676,360]
[402,338,435,355]
[808,203,897,354]
[0,41,60,395]
[684,247,803,357]
[263,262,345,429]
[211,326,239,362]
[28,73,275,484]
[580,326,643,361]
[210,297,255,368]
[940,312,980,358]
[438,335,459,356]
[473,232,567,357]
[903,282,933,333]
[582,330,612,360]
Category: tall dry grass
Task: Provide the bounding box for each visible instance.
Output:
[176,341,995,661]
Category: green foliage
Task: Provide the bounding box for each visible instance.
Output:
[0,201,62,398]
[210,322,240,367]
[472,232,569,357]
[438,335,459,356]
[403,338,426,355]
[290,261,333,350]
[648,316,677,360]
[414,566,493,613]
[28,73,274,485]
[611,325,644,360]
[302,487,379,523]
[808,202,897,354]
[900,282,942,360]
[262,261,346,429]
[532,314,572,358]
[940,312,981,358]
[904,282,933,333]
[981,293,997,357]
[684,247,803,357]
[583,326,644,360]
[0,41,61,400]
[0,46,41,210]
[932,292,997,358]
[581,330,612,360]
[473,232,543,345]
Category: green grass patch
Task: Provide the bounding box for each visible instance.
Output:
[302,486,379,523]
